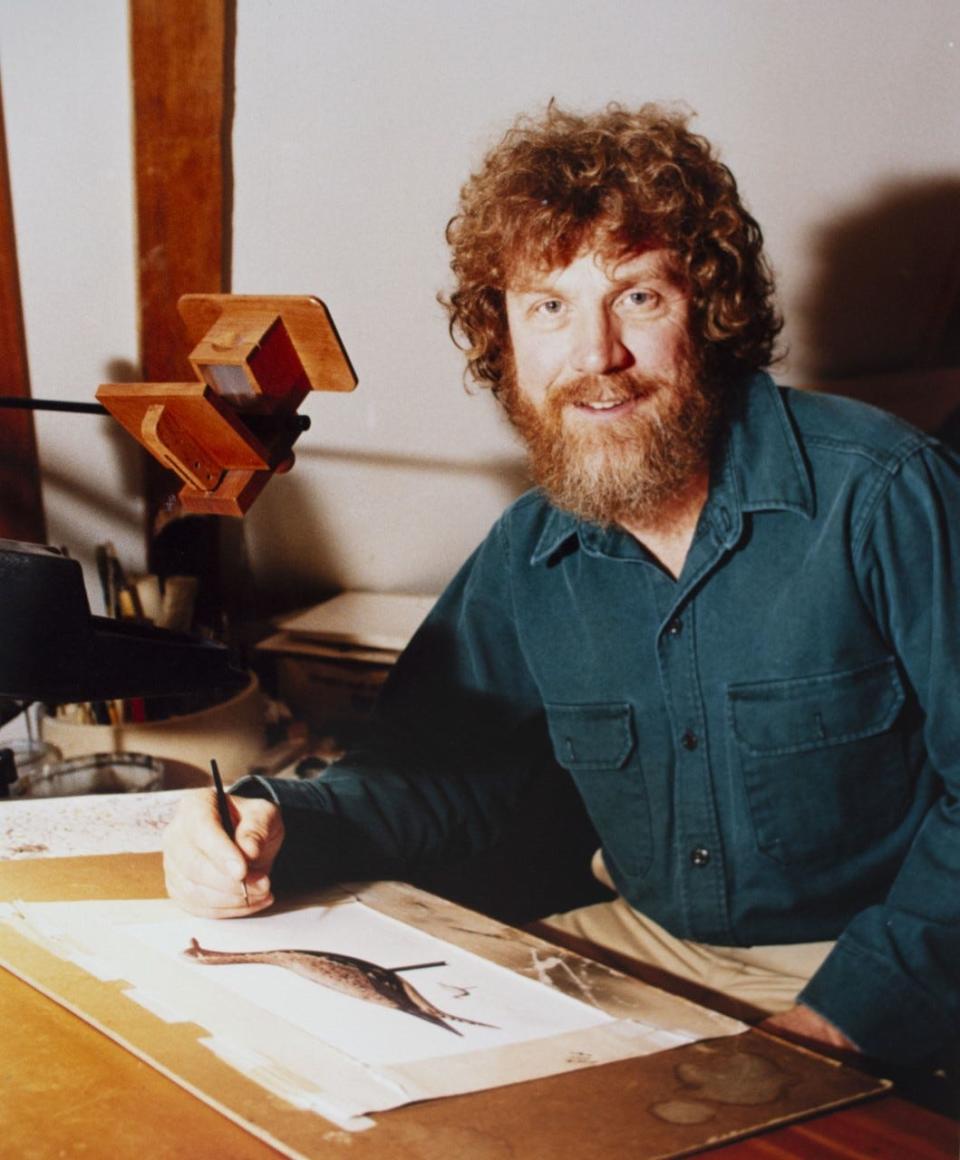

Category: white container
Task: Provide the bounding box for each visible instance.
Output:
[41,672,265,785]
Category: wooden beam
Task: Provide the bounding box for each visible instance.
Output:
[0,75,46,544]
[129,0,233,539]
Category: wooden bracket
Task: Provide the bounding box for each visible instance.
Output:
[97,295,356,516]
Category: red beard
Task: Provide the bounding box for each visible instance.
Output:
[498,348,720,528]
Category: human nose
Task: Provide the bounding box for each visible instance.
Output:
[570,307,631,375]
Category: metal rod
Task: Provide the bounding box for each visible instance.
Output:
[0,397,109,415]
[0,399,310,429]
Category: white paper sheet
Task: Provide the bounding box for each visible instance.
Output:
[128,901,614,1066]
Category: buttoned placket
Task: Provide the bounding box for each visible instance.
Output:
[650,495,744,943]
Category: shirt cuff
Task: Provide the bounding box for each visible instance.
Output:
[230,773,328,809]
[229,774,401,891]
[798,934,952,1066]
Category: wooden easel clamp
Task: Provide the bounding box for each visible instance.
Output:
[97,295,357,516]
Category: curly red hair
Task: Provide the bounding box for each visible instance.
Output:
[443,102,782,387]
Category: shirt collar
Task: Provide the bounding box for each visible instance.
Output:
[724,371,814,517]
[530,372,814,566]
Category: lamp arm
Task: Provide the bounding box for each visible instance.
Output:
[0,397,108,415]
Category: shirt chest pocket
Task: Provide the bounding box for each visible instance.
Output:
[544,702,653,882]
[728,657,910,866]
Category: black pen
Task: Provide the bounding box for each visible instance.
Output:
[210,758,249,907]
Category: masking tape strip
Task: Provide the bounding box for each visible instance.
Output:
[381,1013,696,1099]
[198,1036,375,1132]
[124,985,191,1024]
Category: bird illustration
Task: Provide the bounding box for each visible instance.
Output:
[183,939,498,1036]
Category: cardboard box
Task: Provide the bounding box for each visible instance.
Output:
[256,592,436,737]
[268,645,391,733]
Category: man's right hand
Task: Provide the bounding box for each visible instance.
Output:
[162,789,285,918]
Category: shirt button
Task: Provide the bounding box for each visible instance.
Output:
[690,846,711,867]
[681,730,699,750]
[666,618,683,637]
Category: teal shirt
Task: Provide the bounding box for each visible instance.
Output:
[244,373,960,1065]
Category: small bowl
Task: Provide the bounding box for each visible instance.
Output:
[11,751,164,798]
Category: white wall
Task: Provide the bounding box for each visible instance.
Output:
[0,0,140,611]
[232,0,960,602]
[1,0,957,612]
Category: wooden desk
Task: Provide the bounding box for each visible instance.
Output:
[1,854,955,1160]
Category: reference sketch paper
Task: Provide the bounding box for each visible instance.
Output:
[2,893,744,1129]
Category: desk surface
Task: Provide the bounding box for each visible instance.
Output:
[1,854,955,1160]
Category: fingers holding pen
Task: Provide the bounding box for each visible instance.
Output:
[161,788,244,916]
[163,789,284,918]
[232,796,286,876]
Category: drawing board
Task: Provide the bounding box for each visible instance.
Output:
[2,892,738,1128]
[0,865,892,1160]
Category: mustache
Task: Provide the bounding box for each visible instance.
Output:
[547,370,663,408]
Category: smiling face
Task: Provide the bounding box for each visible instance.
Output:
[500,246,721,528]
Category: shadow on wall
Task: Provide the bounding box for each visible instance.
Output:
[35,352,145,537]
[796,177,960,381]
[244,443,532,615]
[40,441,143,535]
[795,177,960,450]
[292,441,531,489]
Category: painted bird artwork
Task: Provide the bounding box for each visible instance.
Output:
[183,938,498,1036]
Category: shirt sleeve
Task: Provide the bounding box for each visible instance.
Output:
[798,440,960,1065]
[234,514,550,893]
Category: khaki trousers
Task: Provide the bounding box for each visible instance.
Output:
[538,851,835,1021]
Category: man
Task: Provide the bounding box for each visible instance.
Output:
[165,103,960,1068]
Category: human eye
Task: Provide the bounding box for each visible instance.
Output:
[622,288,659,310]
[535,298,564,316]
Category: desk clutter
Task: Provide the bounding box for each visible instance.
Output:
[0,589,440,869]
[40,671,267,786]
[0,585,437,868]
